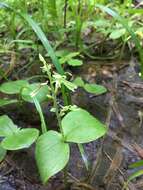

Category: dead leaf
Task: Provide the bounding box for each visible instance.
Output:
[133,143,143,159]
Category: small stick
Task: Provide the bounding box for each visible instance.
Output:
[64,0,68,28]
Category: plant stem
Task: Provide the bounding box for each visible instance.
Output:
[64,0,68,28]
[45,64,64,136]
[44,63,68,188]
[78,144,89,171]
[33,97,47,133]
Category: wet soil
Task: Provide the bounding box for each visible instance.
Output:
[1,57,143,190]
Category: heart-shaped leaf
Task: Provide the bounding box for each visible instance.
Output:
[0,80,29,94]
[62,108,107,143]
[21,83,49,103]
[0,115,19,137]
[35,130,70,184]
[84,84,107,95]
[1,128,39,150]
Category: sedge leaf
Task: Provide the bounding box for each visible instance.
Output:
[128,170,143,182]
[129,160,143,169]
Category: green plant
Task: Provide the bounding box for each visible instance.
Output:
[96,4,143,76]
[123,160,143,189]
[55,50,83,66]
[0,55,107,184]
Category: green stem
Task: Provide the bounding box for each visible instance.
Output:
[45,65,64,136]
[78,144,89,171]
[33,97,47,134]
[64,0,68,28]
[44,63,68,187]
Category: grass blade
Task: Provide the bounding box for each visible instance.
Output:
[21,13,64,75]
[96,4,143,77]
[0,2,64,75]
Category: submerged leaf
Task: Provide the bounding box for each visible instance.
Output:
[35,130,70,184]
[62,108,107,143]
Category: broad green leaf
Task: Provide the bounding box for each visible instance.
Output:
[109,29,126,39]
[128,170,143,182]
[84,84,107,95]
[35,130,70,184]
[59,52,80,64]
[0,80,29,94]
[0,99,18,107]
[55,50,70,58]
[62,108,107,143]
[21,83,49,103]
[73,77,85,87]
[0,115,19,137]
[1,128,39,150]
[0,145,7,162]
[96,4,143,77]
[129,160,143,169]
[67,59,83,66]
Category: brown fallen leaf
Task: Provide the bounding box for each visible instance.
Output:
[103,147,123,189]
[133,143,143,159]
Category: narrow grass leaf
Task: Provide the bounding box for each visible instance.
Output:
[96,4,143,77]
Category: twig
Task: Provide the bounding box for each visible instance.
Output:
[68,173,96,190]
[64,0,68,28]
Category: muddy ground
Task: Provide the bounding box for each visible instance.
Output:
[0,56,143,190]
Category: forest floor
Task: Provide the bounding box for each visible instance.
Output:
[1,54,143,190]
